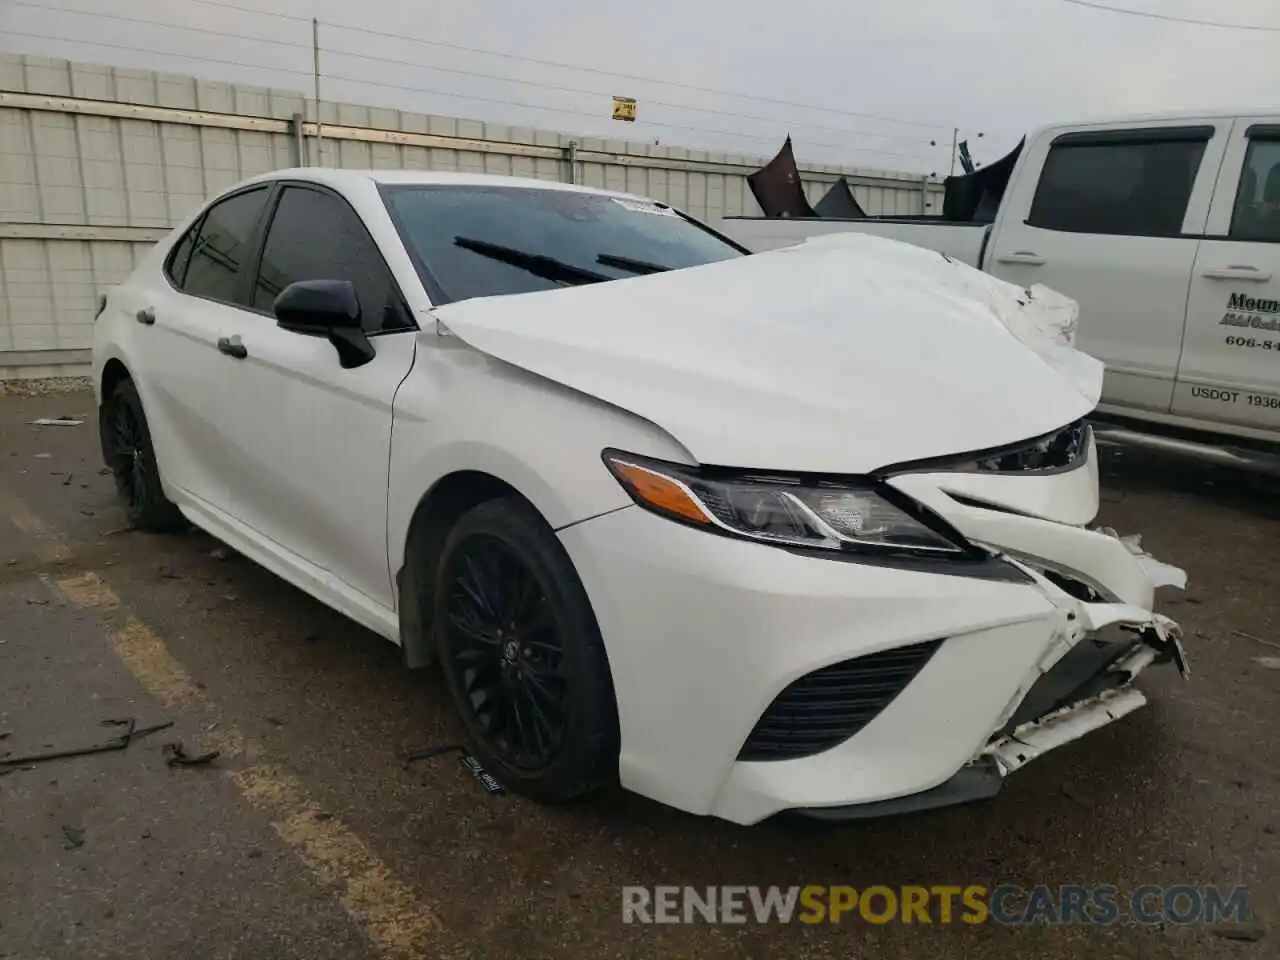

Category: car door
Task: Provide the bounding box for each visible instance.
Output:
[984,120,1228,414]
[216,182,418,614]
[1174,118,1280,430]
[130,184,273,517]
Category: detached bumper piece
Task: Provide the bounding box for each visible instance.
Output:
[787,628,1180,823]
[983,626,1178,777]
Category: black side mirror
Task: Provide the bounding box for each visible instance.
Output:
[273,280,375,369]
[274,279,361,331]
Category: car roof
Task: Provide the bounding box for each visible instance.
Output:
[234,167,654,203]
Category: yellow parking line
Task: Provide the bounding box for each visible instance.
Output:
[1,485,456,960]
[234,764,448,956]
[0,484,72,563]
[53,570,121,611]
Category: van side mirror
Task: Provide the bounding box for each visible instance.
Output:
[273,280,375,369]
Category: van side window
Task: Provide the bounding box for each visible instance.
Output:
[1230,137,1280,243]
[1028,131,1209,237]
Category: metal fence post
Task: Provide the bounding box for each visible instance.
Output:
[565,141,578,184]
[291,113,306,166]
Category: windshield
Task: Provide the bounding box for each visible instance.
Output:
[379,184,747,305]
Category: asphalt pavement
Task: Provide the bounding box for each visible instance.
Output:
[1,387,1277,959]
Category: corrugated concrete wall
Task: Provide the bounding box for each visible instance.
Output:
[0,53,944,378]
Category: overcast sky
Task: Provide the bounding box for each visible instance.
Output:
[2,0,1278,176]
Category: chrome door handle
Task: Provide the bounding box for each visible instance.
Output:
[1201,265,1272,282]
[135,307,156,325]
[995,252,1046,266]
[216,336,247,360]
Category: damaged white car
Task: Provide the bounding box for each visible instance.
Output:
[92,170,1188,825]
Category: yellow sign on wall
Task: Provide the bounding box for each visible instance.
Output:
[611,96,637,122]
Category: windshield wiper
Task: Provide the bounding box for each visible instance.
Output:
[595,253,674,275]
[453,236,611,286]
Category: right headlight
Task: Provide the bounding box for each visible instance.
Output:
[601,449,978,559]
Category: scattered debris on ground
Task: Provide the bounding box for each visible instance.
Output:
[61,825,86,849]
[400,743,465,769]
[400,743,505,796]
[0,718,173,771]
[1210,924,1267,942]
[0,376,93,397]
[162,741,220,767]
[1236,629,1280,651]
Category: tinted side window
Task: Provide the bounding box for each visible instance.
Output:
[1230,137,1280,243]
[253,187,409,334]
[165,219,200,288]
[1028,136,1207,236]
[181,187,271,305]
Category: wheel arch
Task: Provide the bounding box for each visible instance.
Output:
[100,356,132,401]
[97,357,134,459]
[396,469,557,670]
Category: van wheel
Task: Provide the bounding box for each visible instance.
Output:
[101,378,186,533]
[433,496,619,802]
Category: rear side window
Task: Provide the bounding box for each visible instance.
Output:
[1230,134,1280,243]
[1028,130,1209,237]
[180,186,271,305]
[165,219,199,287]
[252,186,411,334]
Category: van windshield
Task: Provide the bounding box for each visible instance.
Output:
[379,184,746,305]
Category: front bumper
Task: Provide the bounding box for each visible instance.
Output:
[558,437,1187,826]
[790,623,1185,822]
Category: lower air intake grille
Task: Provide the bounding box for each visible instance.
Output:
[737,639,945,762]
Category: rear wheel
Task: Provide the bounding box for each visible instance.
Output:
[100,378,186,532]
[433,496,619,802]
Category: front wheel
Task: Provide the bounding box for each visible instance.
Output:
[433,496,619,802]
[100,378,186,533]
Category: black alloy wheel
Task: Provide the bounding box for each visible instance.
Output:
[100,379,185,532]
[433,496,619,802]
[441,533,566,771]
[107,394,148,511]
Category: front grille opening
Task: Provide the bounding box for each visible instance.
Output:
[737,638,944,762]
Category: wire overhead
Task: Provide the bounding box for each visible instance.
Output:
[37,0,969,134]
[3,26,940,163]
[1049,0,1280,31]
[4,0,940,151]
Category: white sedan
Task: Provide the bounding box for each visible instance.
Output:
[92,169,1188,825]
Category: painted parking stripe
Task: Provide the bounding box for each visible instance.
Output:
[0,484,72,563]
[3,487,459,960]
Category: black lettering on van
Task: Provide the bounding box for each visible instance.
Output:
[1191,386,1239,403]
[1229,293,1280,315]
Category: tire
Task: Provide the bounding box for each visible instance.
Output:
[433,495,619,802]
[100,378,186,533]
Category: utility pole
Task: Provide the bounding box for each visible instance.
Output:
[312,17,323,166]
[949,127,958,178]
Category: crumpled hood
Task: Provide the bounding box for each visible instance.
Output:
[432,238,1104,474]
